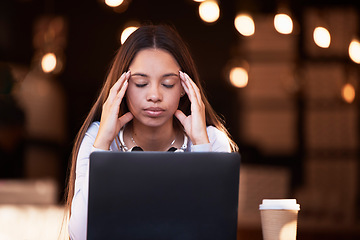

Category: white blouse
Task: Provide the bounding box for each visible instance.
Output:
[68,121,231,240]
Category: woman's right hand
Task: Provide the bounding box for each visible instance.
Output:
[94,71,133,150]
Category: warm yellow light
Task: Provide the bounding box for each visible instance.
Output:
[199,1,220,23]
[349,39,360,64]
[229,67,248,88]
[105,0,124,7]
[121,26,138,44]
[234,14,255,36]
[313,27,331,48]
[41,53,57,73]
[193,0,205,2]
[274,14,293,34]
[342,83,356,103]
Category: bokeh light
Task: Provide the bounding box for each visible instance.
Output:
[41,53,57,73]
[313,27,331,48]
[349,39,360,64]
[199,1,220,23]
[274,14,293,34]
[120,26,138,44]
[234,14,255,36]
[342,83,356,103]
[229,67,248,88]
[105,0,124,7]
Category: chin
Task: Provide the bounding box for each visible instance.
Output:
[137,116,173,128]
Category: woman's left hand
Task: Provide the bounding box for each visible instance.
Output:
[175,71,210,145]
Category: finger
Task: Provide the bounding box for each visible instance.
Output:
[184,76,201,110]
[107,71,130,103]
[179,71,187,89]
[184,72,203,106]
[180,77,189,95]
[111,77,129,111]
[180,72,197,105]
[118,75,130,99]
[174,110,187,126]
[116,112,134,133]
[107,72,125,102]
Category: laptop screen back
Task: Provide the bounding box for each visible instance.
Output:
[88,152,240,240]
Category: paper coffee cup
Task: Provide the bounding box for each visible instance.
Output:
[259,199,300,240]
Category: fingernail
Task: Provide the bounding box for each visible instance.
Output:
[180,71,186,80]
[184,73,189,80]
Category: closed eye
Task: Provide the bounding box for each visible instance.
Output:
[162,84,174,88]
[135,83,148,88]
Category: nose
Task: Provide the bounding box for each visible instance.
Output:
[146,85,162,102]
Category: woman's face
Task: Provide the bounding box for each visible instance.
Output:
[126,48,183,128]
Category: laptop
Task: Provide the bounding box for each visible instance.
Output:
[87,151,241,240]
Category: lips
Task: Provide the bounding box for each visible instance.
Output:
[143,107,165,117]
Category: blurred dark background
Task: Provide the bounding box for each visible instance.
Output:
[1,0,360,239]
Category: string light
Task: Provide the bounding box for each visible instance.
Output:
[313,27,331,48]
[274,13,293,34]
[234,14,255,36]
[349,39,360,64]
[198,0,220,23]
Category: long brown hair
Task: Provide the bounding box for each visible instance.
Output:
[64,24,238,216]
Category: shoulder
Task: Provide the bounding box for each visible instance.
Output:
[206,126,231,152]
[79,121,100,147]
[206,125,227,140]
[86,121,100,137]
[86,121,121,151]
[78,121,100,150]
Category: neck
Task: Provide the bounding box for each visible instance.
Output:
[130,120,177,151]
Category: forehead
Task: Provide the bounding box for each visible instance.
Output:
[129,48,180,73]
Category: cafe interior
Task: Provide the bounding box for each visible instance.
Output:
[0,0,360,239]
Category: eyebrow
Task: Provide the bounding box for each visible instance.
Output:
[163,73,179,77]
[131,73,148,77]
[131,72,179,78]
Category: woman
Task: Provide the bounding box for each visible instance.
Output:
[65,24,238,239]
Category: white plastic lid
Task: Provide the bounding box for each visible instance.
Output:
[259,199,300,210]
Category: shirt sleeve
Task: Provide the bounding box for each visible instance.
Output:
[191,143,212,152]
[191,126,231,153]
[68,122,101,240]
